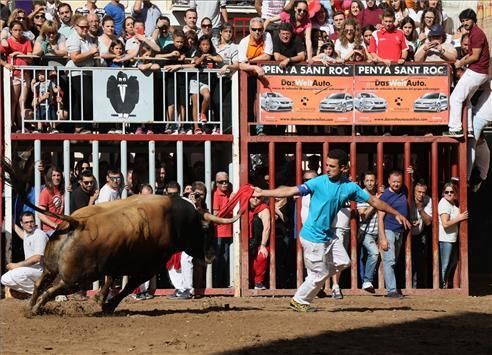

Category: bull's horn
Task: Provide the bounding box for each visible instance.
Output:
[203,212,241,225]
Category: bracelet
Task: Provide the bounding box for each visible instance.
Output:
[261,243,266,247]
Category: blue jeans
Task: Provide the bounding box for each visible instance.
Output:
[382,229,403,293]
[213,237,232,288]
[362,232,379,284]
[439,241,457,287]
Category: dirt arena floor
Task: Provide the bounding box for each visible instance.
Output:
[1,292,491,355]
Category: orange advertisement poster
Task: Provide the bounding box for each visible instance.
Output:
[353,64,450,125]
[258,64,354,125]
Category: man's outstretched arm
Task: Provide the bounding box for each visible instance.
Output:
[253,185,300,198]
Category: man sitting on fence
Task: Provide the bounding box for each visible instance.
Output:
[1,212,48,299]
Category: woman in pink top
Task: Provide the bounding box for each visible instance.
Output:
[265,0,314,63]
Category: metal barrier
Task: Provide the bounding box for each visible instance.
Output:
[238,69,470,296]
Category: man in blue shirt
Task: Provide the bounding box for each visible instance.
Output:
[253,149,411,312]
[379,170,409,298]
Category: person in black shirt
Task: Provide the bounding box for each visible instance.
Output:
[273,22,306,69]
[70,170,99,213]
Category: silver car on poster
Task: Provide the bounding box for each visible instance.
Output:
[260,92,293,112]
[413,93,448,112]
[319,93,353,112]
[354,92,387,112]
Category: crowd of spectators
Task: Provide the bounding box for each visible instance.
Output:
[0,0,489,137]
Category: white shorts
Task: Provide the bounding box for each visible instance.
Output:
[189,80,209,94]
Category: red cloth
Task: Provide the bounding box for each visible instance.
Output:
[213,188,233,238]
[217,184,254,218]
[166,252,182,270]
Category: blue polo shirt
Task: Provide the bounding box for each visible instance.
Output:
[104,2,125,36]
[379,187,408,233]
[298,175,370,243]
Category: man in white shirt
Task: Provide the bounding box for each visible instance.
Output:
[409,179,433,288]
[96,169,122,203]
[189,0,227,38]
[1,212,49,298]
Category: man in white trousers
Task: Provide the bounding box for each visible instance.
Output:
[1,212,48,298]
[444,8,489,138]
[253,149,411,312]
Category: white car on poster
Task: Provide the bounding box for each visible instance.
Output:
[354,92,387,112]
[260,92,293,112]
[413,93,448,112]
[319,93,353,112]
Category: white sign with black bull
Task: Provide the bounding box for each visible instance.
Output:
[92,69,154,122]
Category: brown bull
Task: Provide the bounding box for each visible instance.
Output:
[1,159,237,315]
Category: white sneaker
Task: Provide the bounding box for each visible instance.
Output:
[185,129,193,135]
[55,295,68,302]
[362,281,375,293]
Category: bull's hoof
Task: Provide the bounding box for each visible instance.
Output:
[23,306,35,319]
[101,302,116,314]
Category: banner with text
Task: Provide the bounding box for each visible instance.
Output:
[93,69,154,122]
[258,64,354,125]
[258,63,450,125]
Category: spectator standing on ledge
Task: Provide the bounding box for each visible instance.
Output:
[378,170,409,298]
[444,9,490,138]
[57,3,74,39]
[1,212,48,299]
[183,8,198,34]
[254,150,410,312]
[104,0,125,36]
[132,0,161,37]
[189,0,227,39]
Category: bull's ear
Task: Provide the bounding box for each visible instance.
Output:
[203,212,240,225]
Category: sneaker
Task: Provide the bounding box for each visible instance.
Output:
[289,298,317,312]
[146,129,154,134]
[167,291,179,299]
[362,281,375,294]
[442,129,463,138]
[211,127,221,135]
[185,129,193,135]
[108,129,115,134]
[467,131,475,138]
[171,130,180,135]
[132,292,146,301]
[143,292,154,300]
[135,127,144,134]
[332,287,343,300]
[199,113,208,123]
[113,129,123,134]
[164,128,172,134]
[55,295,68,302]
[194,128,203,135]
[386,291,404,299]
[175,290,193,299]
[254,283,267,290]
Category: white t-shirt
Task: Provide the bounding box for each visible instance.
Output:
[66,32,97,75]
[238,33,273,63]
[438,198,459,243]
[334,39,355,61]
[261,0,288,19]
[23,228,49,270]
[409,196,433,236]
[96,184,120,204]
[301,194,310,225]
[189,0,227,30]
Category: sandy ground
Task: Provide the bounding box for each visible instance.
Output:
[1,293,491,355]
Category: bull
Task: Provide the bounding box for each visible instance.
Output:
[1,159,237,315]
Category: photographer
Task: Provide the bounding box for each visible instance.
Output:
[415,24,456,62]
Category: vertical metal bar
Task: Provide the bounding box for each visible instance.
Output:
[185,72,189,126]
[3,67,13,264]
[404,142,412,290]
[63,140,71,214]
[322,142,329,291]
[68,71,72,122]
[34,140,42,226]
[80,70,84,121]
[295,142,303,287]
[20,69,25,132]
[120,140,127,199]
[268,141,276,289]
[377,142,385,291]
[204,140,213,288]
[450,146,460,289]
[92,141,99,188]
[231,72,241,294]
[239,71,250,295]
[431,142,439,289]
[148,141,156,193]
[219,74,223,133]
[458,140,469,294]
[176,141,184,190]
[350,142,358,290]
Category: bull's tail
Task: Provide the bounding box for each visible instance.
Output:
[1,157,79,229]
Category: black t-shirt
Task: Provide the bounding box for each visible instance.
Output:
[70,186,91,213]
[273,35,306,58]
[161,43,189,65]
[0,4,10,23]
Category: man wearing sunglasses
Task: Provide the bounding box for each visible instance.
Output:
[96,168,122,204]
[70,170,99,212]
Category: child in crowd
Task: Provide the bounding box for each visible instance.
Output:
[190,35,223,134]
[32,71,57,125]
[107,39,126,67]
[313,40,341,65]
